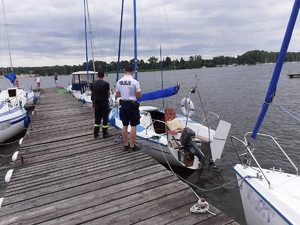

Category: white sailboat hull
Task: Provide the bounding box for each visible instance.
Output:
[109,106,230,170]
[0,103,26,143]
[0,88,35,109]
[23,90,36,109]
[137,137,199,168]
[80,91,92,106]
[233,164,300,225]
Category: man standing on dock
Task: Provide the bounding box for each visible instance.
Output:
[116,65,142,152]
[91,71,110,139]
[53,72,58,87]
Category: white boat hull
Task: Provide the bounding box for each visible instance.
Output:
[233,164,300,225]
[0,88,35,109]
[23,90,36,109]
[80,91,92,106]
[109,106,230,170]
[136,136,198,168]
[0,103,26,143]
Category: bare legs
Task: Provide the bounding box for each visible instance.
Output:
[122,125,137,148]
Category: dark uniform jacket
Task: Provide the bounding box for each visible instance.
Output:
[91,80,110,102]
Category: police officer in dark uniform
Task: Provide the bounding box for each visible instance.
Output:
[91,71,110,138]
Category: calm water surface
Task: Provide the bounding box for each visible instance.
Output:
[0,63,299,224]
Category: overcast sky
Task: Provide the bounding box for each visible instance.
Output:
[1,0,300,67]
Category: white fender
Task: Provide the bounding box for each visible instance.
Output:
[12,151,19,162]
[19,138,24,146]
[181,98,194,117]
[5,169,14,183]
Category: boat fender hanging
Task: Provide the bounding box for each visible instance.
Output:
[181,98,194,117]
[5,169,14,183]
[12,151,19,162]
[24,116,30,128]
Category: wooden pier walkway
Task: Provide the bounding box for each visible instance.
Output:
[0,88,238,225]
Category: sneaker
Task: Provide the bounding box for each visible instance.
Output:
[94,133,99,139]
[103,132,111,139]
[123,144,129,151]
[129,144,140,152]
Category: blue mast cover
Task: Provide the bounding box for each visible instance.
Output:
[137,85,179,102]
[251,0,300,139]
[4,72,16,84]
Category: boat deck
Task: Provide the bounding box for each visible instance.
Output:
[0,88,239,225]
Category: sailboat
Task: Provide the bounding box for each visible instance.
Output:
[109,0,231,170]
[0,1,35,110]
[0,100,27,143]
[0,73,36,109]
[231,1,300,224]
[67,0,96,106]
[0,0,30,143]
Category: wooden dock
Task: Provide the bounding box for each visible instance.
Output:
[0,88,239,225]
[288,73,300,78]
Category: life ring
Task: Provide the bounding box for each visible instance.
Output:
[181,98,194,117]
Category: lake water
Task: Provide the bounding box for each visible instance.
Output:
[0,63,299,224]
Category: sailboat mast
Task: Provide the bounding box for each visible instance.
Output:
[116,0,125,82]
[133,0,138,79]
[160,45,165,109]
[83,0,89,86]
[1,0,13,72]
[85,0,96,73]
[251,0,300,139]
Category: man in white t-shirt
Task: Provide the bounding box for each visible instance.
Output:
[116,65,142,152]
[34,75,41,89]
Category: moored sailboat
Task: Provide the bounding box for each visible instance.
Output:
[109,0,231,170]
[231,1,300,224]
[0,101,27,143]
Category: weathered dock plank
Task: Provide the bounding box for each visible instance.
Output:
[0,88,238,225]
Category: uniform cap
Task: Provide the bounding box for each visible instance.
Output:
[124,65,134,72]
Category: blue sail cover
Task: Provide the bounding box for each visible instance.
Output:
[4,72,16,84]
[137,85,179,102]
[251,0,300,139]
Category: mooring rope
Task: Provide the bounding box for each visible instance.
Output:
[157,142,258,193]
[274,103,300,122]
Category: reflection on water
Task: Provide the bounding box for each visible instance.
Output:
[0,63,299,224]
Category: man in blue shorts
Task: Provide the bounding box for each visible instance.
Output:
[116,65,142,152]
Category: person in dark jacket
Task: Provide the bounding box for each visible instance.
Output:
[91,71,110,138]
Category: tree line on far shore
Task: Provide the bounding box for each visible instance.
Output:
[1,50,300,76]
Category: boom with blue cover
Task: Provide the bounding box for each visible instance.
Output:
[251,0,300,139]
[137,85,179,102]
[4,72,16,84]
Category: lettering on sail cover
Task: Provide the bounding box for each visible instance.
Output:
[119,81,131,85]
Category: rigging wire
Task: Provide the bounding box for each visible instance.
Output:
[85,0,96,72]
[274,103,300,122]
[116,0,125,82]
[162,0,177,73]
[83,0,90,85]
[2,0,14,72]
[1,0,13,72]
[86,0,105,64]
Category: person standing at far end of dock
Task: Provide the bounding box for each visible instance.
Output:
[91,71,110,139]
[53,72,58,87]
[116,65,142,152]
[34,75,41,89]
